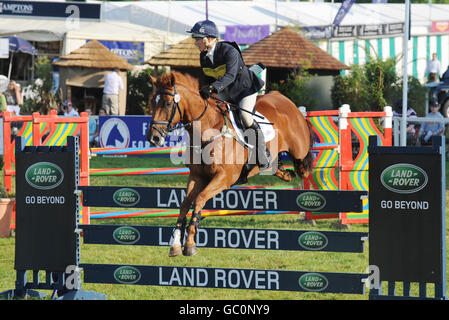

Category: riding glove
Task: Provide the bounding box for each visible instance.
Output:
[199,85,215,99]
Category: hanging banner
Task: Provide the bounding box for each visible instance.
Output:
[0,0,101,19]
[224,25,270,45]
[332,0,355,27]
[97,41,145,65]
[0,38,8,59]
[431,21,449,33]
[301,26,333,40]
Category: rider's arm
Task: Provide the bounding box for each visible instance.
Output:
[210,45,241,93]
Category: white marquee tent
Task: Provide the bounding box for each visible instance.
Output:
[0,16,185,60]
[101,1,449,36]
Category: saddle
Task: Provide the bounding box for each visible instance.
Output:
[227,106,275,148]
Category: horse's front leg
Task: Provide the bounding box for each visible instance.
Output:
[169,175,205,257]
[183,171,230,256]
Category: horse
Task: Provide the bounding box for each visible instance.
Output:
[147,71,314,257]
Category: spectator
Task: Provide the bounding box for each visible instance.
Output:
[102,67,123,115]
[62,99,79,117]
[50,57,60,95]
[419,100,445,145]
[98,108,107,116]
[393,99,418,145]
[85,107,97,147]
[425,53,442,83]
[93,108,107,146]
[5,80,22,115]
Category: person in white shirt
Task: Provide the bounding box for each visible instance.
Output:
[62,99,79,117]
[425,53,442,83]
[102,67,124,115]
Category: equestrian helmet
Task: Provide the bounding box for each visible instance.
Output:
[187,20,219,38]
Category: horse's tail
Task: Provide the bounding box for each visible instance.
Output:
[293,121,315,179]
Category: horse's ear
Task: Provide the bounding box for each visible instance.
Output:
[149,75,157,87]
[170,73,176,87]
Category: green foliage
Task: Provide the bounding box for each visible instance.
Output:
[0,186,14,198]
[268,70,318,108]
[331,57,426,114]
[21,56,61,115]
[126,68,156,115]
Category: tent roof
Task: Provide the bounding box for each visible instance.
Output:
[0,16,183,43]
[54,40,133,70]
[146,37,200,67]
[102,2,449,36]
[242,27,349,70]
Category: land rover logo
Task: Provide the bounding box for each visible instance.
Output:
[298,273,329,292]
[113,266,141,284]
[298,232,328,251]
[381,163,428,194]
[113,226,141,245]
[25,162,64,190]
[113,188,140,206]
[296,192,326,211]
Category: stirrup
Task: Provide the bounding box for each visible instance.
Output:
[258,150,272,170]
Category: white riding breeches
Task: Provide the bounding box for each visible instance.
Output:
[239,92,258,128]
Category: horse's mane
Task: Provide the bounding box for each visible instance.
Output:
[158,71,199,91]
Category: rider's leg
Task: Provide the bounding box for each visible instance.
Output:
[239,93,271,169]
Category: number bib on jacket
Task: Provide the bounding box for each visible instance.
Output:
[202,64,226,79]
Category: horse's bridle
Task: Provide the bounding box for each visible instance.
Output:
[150,85,209,137]
[150,85,183,137]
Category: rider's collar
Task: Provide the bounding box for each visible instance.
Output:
[206,42,216,63]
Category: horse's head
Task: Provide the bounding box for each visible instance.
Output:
[147,73,183,147]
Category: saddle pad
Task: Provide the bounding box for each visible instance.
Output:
[228,106,275,148]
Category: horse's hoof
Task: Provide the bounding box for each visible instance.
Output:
[169,245,183,257]
[183,245,198,256]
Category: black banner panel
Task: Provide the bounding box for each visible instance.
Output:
[369,136,445,284]
[15,141,78,272]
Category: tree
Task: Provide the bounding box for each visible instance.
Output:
[21,56,61,115]
[331,57,426,114]
[126,67,157,115]
[268,69,319,109]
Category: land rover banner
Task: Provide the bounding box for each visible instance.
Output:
[368,135,445,284]
[14,137,78,271]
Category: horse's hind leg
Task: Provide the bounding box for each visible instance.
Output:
[292,153,314,180]
[184,171,230,256]
[274,156,296,182]
[170,175,206,257]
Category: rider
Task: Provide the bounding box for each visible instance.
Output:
[187,19,271,169]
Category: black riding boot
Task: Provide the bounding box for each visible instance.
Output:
[250,121,272,169]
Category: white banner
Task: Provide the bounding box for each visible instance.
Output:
[0,38,9,59]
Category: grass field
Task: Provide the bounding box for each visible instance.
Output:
[1,156,448,300]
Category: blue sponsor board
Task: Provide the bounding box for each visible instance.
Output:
[0,1,101,19]
[98,41,144,65]
[98,116,186,149]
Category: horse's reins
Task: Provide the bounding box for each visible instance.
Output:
[211,95,274,125]
[150,85,209,135]
[150,86,272,149]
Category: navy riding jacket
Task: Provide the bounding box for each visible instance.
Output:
[200,41,264,104]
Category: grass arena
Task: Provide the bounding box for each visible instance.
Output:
[0,109,447,301]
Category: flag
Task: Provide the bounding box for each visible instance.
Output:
[333,0,355,27]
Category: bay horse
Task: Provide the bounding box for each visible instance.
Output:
[147,71,314,257]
